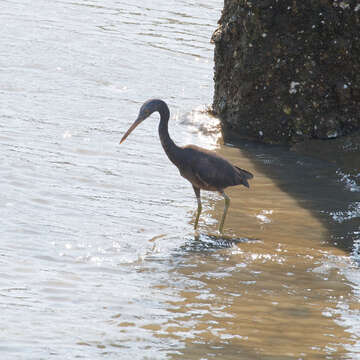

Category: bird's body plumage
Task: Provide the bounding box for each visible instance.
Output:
[177,145,252,192]
[120,99,253,233]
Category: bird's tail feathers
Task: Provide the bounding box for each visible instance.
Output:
[235,166,253,179]
[234,166,253,188]
[242,178,250,188]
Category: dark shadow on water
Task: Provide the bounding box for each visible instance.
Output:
[224,135,360,252]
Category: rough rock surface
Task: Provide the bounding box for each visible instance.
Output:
[212,0,360,144]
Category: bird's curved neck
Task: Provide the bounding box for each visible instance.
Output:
[158,104,182,166]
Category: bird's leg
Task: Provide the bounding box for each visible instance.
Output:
[219,190,230,234]
[192,186,202,230]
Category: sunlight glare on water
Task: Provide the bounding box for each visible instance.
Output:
[1,0,360,359]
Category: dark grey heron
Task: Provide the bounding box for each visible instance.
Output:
[120,99,253,233]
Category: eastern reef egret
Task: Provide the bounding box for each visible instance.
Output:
[120,99,253,233]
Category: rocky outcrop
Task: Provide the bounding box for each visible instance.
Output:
[212,0,360,144]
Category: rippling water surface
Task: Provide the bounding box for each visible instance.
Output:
[1,1,360,359]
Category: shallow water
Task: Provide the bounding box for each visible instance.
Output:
[1,0,360,359]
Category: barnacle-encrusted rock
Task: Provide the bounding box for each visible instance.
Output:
[212,0,360,144]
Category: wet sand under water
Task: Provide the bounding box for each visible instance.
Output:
[140,141,360,359]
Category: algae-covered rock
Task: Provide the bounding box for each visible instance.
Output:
[212,0,360,144]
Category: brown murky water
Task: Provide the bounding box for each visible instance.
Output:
[1,0,360,359]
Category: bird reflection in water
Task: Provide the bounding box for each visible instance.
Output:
[120,99,253,234]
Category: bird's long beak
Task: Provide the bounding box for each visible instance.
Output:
[119,116,144,144]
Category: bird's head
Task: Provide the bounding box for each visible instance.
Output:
[120,99,165,144]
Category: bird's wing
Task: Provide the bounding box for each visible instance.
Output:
[184,146,249,190]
